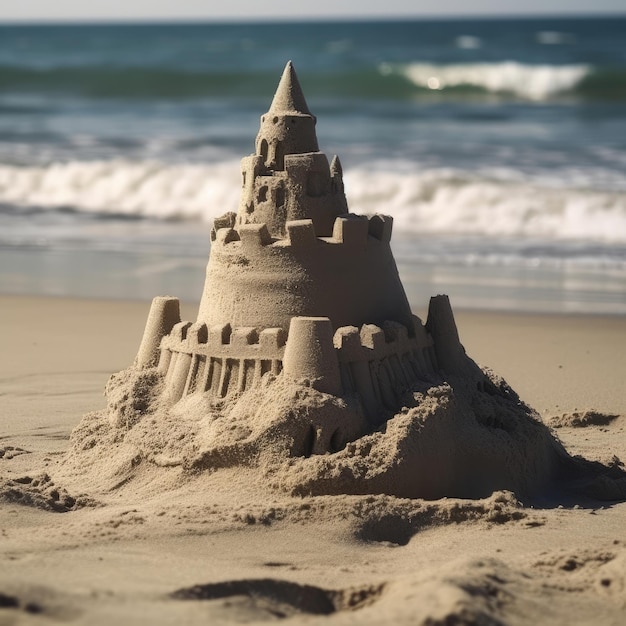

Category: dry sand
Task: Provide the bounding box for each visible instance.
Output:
[1,294,625,625]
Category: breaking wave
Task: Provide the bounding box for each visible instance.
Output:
[0,160,242,221]
[1,159,625,245]
[345,168,626,244]
[381,61,592,101]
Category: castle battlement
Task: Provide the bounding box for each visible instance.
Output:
[335,321,415,362]
[210,213,394,252]
[152,305,438,416]
[161,322,287,358]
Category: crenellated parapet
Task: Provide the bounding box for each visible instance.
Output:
[160,321,287,360]
[334,320,432,363]
[199,211,410,333]
[210,212,394,251]
[332,319,438,423]
[146,304,438,418]
[157,321,287,403]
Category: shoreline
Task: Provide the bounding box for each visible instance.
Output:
[2,217,624,316]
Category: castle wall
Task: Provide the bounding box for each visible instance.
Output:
[155,313,438,417]
[159,321,286,403]
[333,319,438,423]
[197,214,413,334]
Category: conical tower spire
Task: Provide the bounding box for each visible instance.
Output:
[254,62,319,169]
[269,61,312,115]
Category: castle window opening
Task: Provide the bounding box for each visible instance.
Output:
[276,187,286,208]
[274,141,285,170]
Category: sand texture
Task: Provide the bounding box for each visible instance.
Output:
[1,295,625,625]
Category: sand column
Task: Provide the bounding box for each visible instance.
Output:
[425,295,465,374]
[283,317,342,396]
[135,297,181,368]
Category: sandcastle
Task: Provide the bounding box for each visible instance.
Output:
[69,62,625,502]
[136,62,466,425]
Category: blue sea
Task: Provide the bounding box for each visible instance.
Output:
[1,17,625,314]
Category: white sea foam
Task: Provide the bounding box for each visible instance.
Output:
[1,160,625,245]
[384,61,590,100]
[0,160,242,221]
[345,168,626,244]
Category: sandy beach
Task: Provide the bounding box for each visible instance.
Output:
[0,13,625,625]
[1,294,624,624]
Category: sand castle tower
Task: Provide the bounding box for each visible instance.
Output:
[134,62,460,420]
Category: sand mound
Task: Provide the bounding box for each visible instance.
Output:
[59,342,626,506]
[0,473,94,512]
[549,410,620,428]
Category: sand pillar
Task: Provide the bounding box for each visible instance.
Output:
[164,352,193,403]
[425,295,466,374]
[283,317,343,396]
[351,360,378,418]
[136,297,181,368]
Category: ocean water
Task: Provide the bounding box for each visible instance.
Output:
[1,18,625,314]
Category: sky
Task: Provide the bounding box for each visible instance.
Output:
[1,0,625,22]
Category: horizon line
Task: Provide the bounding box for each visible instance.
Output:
[1,11,625,26]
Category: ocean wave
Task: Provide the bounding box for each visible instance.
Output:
[1,160,625,244]
[0,160,242,220]
[382,61,591,101]
[345,168,626,244]
[1,62,625,102]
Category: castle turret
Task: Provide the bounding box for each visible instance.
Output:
[237,61,348,238]
[256,60,319,165]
